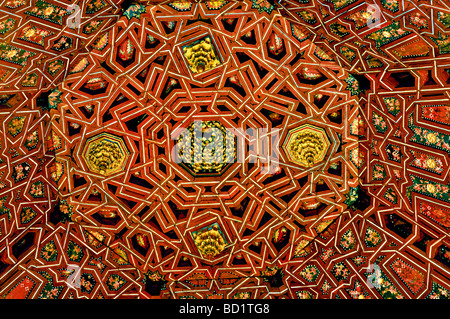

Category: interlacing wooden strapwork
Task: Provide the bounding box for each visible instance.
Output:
[0,0,450,299]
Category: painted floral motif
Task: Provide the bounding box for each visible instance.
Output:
[52,36,72,51]
[340,229,355,251]
[340,46,356,62]
[5,0,25,8]
[106,274,127,291]
[344,74,360,95]
[50,161,64,183]
[393,169,402,181]
[437,245,450,268]
[83,20,103,35]
[383,97,401,116]
[206,0,228,10]
[3,277,35,298]
[366,21,410,48]
[384,188,398,204]
[80,273,96,294]
[252,0,275,14]
[320,247,335,262]
[297,10,316,24]
[373,112,387,133]
[318,221,336,240]
[0,69,10,82]
[366,55,384,68]
[347,280,370,299]
[345,8,380,29]
[296,290,314,299]
[319,5,329,18]
[91,32,108,51]
[89,257,106,273]
[186,274,210,288]
[409,13,428,29]
[422,105,450,125]
[316,220,333,234]
[58,199,73,222]
[169,1,192,11]
[390,259,424,294]
[393,127,402,138]
[350,147,365,169]
[21,73,38,87]
[162,21,176,31]
[0,196,11,218]
[47,60,64,76]
[431,33,450,54]
[29,181,45,198]
[70,57,89,74]
[20,207,37,224]
[296,291,313,299]
[48,130,62,151]
[41,241,58,262]
[233,292,251,299]
[123,4,147,19]
[386,144,403,162]
[330,23,349,37]
[364,268,403,299]
[409,113,450,154]
[23,130,39,151]
[179,295,196,299]
[19,25,54,46]
[38,273,63,299]
[314,46,333,61]
[294,239,312,257]
[410,150,444,174]
[438,11,450,28]
[85,230,105,248]
[409,175,450,203]
[420,202,450,228]
[332,262,349,281]
[0,43,35,66]
[427,282,450,299]
[7,116,25,137]
[136,233,149,249]
[321,280,332,295]
[344,186,359,207]
[47,88,62,110]
[372,164,386,180]
[325,0,357,11]
[12,162,31,182]
[111,247,129,265]
[0,18,15,34]
[393,39,429,58]
[291,24,309,42]
[67,241,84,262]
[300,265,320,282]
[365,227,381,247]
[381,0,399,12]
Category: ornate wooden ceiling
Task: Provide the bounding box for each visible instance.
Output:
[0,0,450,300]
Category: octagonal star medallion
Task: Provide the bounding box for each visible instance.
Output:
[82,133,130,176]
[282,124,331,167]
